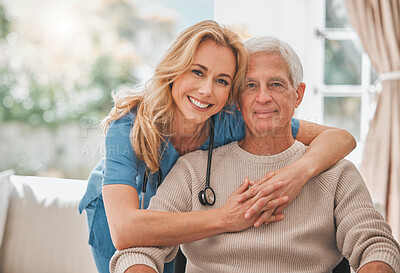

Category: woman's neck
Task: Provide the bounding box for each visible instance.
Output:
[170,115,210,155]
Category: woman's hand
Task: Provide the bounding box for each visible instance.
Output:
[237,162,313,227]
[219,177,289,233]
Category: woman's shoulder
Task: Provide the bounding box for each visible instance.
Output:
[109,108,136,126]
[106,109,137,138]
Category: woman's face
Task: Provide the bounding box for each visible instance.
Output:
[171,39,236,127]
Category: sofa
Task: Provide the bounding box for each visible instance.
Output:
[0,170,97,273]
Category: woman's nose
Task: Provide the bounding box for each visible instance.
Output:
[198,80,213,97]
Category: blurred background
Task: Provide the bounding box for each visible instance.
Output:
[0,0,213,179]
[0,0,376,179]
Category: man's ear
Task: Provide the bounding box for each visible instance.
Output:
[295,82,306,108]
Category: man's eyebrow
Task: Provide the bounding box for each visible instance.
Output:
[192,64,233,80]
[269,76,287,83]
[245,77,257,82]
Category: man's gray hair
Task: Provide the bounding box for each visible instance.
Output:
[244,36,303,88]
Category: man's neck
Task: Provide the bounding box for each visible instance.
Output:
[238,133,295,156]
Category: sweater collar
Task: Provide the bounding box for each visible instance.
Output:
[230,140,306,164]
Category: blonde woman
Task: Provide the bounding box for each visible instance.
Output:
[79,20,356,273]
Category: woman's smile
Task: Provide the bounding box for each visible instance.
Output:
[171,39,236,125]
[187,95,213,109]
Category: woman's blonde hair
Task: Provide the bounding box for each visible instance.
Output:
[102,20,248,172]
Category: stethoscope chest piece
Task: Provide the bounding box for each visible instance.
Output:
[198,186,216,206]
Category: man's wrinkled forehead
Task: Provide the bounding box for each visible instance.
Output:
[246,52,291,83]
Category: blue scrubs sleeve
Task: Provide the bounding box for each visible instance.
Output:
[103,113,141,191]
[291,117,300,139]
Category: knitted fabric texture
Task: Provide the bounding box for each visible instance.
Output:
[110,141,400,273]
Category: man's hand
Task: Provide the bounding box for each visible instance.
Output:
[358,261,394,273]
[125,264,157,273]
[219,178,288,232]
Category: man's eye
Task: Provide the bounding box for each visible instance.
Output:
[271,82,283,87]
[192,70,203,76]
[246,83,256,88]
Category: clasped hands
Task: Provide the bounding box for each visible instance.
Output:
[219,165,309,231]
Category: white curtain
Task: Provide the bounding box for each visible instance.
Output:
[344,0,400,239]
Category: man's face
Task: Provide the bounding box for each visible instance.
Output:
[238,52,304,138]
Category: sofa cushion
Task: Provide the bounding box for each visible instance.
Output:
[0,175,97,273]
[0,169,14,248]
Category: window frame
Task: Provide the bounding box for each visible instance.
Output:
[312,0,377,166]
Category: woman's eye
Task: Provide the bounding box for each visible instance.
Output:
[217,79,229,86]
[192,70,203,76]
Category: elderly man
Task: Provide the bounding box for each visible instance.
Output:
[110,37,400,273]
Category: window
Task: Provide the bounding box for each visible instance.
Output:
[316,0,377,165]
[215,0,375,166]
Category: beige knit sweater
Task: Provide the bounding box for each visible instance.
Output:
[110,141,400,273]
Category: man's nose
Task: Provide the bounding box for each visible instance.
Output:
[198,80,213,97]
[256,86,272,103]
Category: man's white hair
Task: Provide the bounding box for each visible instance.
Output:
[244,36,303,88]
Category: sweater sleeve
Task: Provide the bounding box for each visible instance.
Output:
[110,157,195,273]
[333,160,400,272]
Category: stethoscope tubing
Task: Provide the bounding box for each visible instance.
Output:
[205,116,214,188]
[141,167,162,209]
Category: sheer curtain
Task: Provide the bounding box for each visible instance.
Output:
[344,0,400,239]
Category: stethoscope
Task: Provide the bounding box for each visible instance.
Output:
[198,116,216,206]
[141,166,162,209]
[141,116,216,209]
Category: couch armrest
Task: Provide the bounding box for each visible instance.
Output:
[0,175,97,273]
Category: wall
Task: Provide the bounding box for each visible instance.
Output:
[215,0,323,123]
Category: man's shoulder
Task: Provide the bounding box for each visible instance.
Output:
[177,142,236,165]
[169,143,235,182]
[314,159,362,184]
[310,159,363,196]
[324,159,359,176]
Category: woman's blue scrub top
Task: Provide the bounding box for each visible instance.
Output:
[79,105,300,272]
